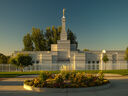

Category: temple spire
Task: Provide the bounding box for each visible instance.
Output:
[63,8,65,18]
[60,8,67,40]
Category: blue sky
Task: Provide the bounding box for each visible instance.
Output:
[0,0,128,55]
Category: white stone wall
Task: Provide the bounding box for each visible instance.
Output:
[12,50,128,71]
[74,52,86,70]
[57,40,70,60]
[51,44,57,51]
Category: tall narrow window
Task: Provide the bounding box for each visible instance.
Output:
[112,54,117,64]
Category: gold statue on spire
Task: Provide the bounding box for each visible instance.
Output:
[63,8,65,16]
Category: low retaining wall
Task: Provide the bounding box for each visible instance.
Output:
[24,83,111,92]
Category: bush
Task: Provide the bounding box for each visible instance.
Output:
[98,71,104,80]
[39,71,52,81]
[24,71,109,88]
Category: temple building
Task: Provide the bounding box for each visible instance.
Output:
[14,9,128,71]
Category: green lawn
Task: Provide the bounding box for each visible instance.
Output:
[0,70,128,78]
[79,70,128,75]
[0,71,38,78]
[0,71,59,78]
[0,74,21,78]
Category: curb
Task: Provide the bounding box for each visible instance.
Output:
[23,83,111,92]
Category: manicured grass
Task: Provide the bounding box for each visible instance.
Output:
[0,71,38,78]
[102,70,128,75]
[0,70,128,78]
[76,70,128,75]
[0,71,60,75]
[0,71,60,78]
[74,70,128,75]
[0,74,21,78]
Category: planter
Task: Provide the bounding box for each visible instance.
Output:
[23,83,111,92]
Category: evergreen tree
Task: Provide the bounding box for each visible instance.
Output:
[23,33,34,51]
[67,28,78,48]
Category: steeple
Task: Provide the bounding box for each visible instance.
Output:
[60,8,67,40]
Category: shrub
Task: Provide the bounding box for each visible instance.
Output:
[60,71,70,80]
[39,71,52,81]
[103,79,109,84]
[98,71,104,80]
[24,71,109,88]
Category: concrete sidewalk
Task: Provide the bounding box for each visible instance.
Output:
[0,75,128,96]
[0,79,128,96]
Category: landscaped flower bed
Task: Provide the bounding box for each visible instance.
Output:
[24,71,109,88]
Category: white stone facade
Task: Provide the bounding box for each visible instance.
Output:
[13,10,128,71]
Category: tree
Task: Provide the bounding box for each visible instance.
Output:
[45,27,52,50]
[57,26,61,40]
[23,26,78,51]
[6,56,10,64]
[83,48,89,52]
[31,27,46,51]
[23,33,34,51]
[102,53,109,70]
[67,28,78,48]
[0,53,7,64]
[124,47,128,68]
[52,26,58,44]
[9,54,33,72]
[45,26,61,50]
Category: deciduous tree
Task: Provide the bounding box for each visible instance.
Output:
[31,27,46,51]
[9,54,33,72]
[83,48,89,51]
[23,26,78,51]
[124,47,128,68]
[102,53,109,70]
[0,53,7,64]
[23,33,34,51]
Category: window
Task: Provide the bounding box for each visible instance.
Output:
[112,54,117,64]
[32,61,35,64]
[97,65,99,69]
[36,60,39,64]
[97,61,99,64]
[92,61,95,63]
[88,61,91,64]
[88,65,90,69]
[92,64,95,69]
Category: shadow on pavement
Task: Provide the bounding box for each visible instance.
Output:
[0,81,23,86]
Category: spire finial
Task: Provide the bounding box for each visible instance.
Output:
[63,8,65,17]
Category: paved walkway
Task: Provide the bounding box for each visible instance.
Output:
[0,75,128,96]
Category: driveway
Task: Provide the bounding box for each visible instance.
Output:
[0,75,128,96]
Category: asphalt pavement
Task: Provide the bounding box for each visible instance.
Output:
[0,75,128,96]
